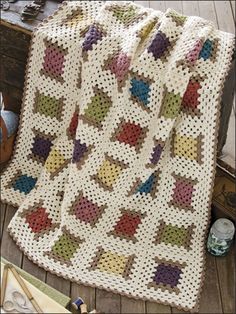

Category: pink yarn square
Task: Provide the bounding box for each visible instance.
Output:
[43,47,65,76]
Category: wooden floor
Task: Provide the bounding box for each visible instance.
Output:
[1,1,235,313]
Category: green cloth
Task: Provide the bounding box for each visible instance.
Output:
[1,257,70,308]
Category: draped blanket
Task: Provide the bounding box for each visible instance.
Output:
[1,1,234,311]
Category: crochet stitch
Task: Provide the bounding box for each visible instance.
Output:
[1,1,234,312]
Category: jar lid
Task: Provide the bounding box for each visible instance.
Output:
[212,218,235,240]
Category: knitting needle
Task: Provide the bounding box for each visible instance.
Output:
[0,264,9,307]
[8,264,43,313]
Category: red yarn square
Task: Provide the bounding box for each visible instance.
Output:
[114,211,142,237]
[26,207,52,233]
[116,122,142,147]
[182,80,201,110]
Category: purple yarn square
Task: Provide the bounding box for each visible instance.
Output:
[153,263,182,287]
[150,144,163,164]
[72,139,88,163]
[82,25,103,52]
[31,136,52,160]
[148,31,170,60]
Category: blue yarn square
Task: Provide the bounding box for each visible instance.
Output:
[12,175,37,194]
[198,39,213,61]
[136,173,155,194]
[130,78,151,106]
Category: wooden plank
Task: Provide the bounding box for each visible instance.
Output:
[198,1,218,27]
[71,283,96,311]
[146,301,171,314]
[230,0,235,20]
[214,1,235,33]
[22,257,46,283]
[0,203,6,239]
[218,60,235,155]
[0,11,38,34]
[1,205,23,267]
[37,0,60,22]
[182,1,200,16]
[96,289,121,314]
[149,1,166,12]
[0,25,30,63]
[134,1,150,8]
[165,1,183,13]
[216,248,235,314]
[199,253,223,313]
[121,296,145,314]
[46,272,71,296]
[0,54,27,90]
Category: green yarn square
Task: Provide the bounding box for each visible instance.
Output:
[36,94,61,119]
[52,234,78,260]
[84,95,111,124]
[161,224,187,247]
[113,7,137,24]
[160,91,182,119]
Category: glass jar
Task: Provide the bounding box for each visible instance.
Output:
[207,218,235,256]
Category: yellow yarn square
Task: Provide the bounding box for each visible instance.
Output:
[173,134,198,161]
[45,149,66,173]
[97,160,122,187]
[98,251,128,275]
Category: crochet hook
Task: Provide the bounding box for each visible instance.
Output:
[8,264,43,313]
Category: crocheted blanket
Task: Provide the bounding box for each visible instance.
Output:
[1,1,234,311]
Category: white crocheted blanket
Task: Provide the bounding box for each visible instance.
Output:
[1,1,234,311]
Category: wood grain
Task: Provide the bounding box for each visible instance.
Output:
[121,296,145,313]
[198,1,218,27]
[0,25,30,63]
[214,1,235,33]
[182,1,199,16]
[71,283,96,311]
[22,257,46,283]
[134,1,149,8]
[0,203,6,239]
[0,54,26,90]
[149,1,166,12]
[45,272,71,296]
[165,1,183,12]
[96,289,121,314]
[146,301,171,314]
[216,248,236,314]
[230,0,235,20]
[199,254,223,313]
[1,205,23,267]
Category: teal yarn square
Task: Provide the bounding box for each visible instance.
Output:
[13,175,37,194]
[199,39,213,61]
[130,78,151,106]
[136,173,155,194]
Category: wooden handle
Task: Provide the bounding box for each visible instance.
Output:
[8,265,43,313]
[0,264,9,307]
